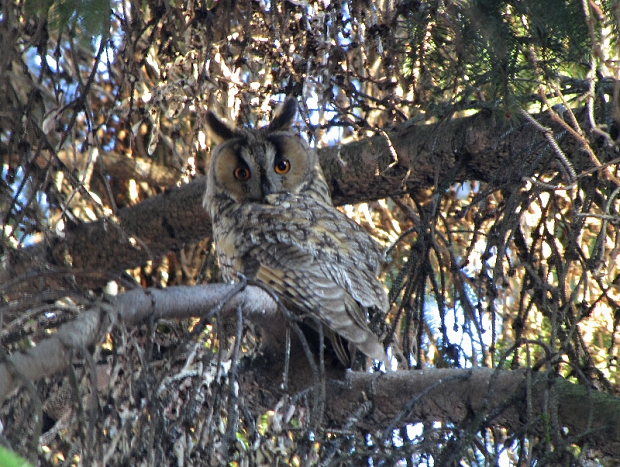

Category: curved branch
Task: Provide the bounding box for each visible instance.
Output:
[0,284,276,400]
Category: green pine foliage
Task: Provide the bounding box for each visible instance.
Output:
[24,0,111,39]
[404,0,591,111]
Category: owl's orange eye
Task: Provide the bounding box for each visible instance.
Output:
[274,159,291,174]
[234,167,250,181]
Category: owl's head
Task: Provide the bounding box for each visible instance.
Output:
[204,99,331,212]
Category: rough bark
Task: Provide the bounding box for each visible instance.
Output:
[1,285,619,457]
[1,177,209,295]
[2,108,610,294]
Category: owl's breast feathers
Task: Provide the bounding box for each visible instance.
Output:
[212,193,388,363]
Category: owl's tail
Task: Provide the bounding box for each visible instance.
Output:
[328,305,389,370]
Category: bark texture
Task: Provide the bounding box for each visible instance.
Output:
[1,285,619,457]
[1,108,609,294]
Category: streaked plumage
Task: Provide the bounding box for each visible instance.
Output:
[203,98,387,367]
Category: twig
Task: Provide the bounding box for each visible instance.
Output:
[518,107,576,182]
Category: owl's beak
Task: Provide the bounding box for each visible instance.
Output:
[261,179,275,200]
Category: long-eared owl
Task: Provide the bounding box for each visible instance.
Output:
[203,98,388,367]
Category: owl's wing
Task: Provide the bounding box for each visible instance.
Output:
[239,195,388,361]
[270,194,385,298]
[249,242,385,362]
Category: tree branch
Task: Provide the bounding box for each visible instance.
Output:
[1,285,619,457]
[0,284,275,400]
[1,107,613,294]
[324,369,620,457]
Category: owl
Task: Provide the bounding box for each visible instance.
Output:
[203,98,388,367]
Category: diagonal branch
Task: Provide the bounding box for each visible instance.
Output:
[1,108,614,294]
[0,284,276,400]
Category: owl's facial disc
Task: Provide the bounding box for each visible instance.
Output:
[207,128,321,207]
[225,142,287,202]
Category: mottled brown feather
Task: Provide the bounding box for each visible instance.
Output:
[204,99,388,367]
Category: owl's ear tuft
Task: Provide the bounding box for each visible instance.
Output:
[268,98,298,132]
[206,111,236,142]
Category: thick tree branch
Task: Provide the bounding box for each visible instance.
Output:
[0,284,275,400]
[1,177,209,295]
[1,285,619,457]
[323,369,620,457]
[1,108,612,293]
